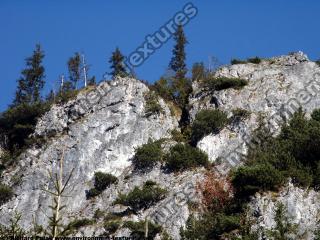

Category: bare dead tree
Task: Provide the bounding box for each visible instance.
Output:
[42,148,75,239]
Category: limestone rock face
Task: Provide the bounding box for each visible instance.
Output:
[1,53,320,239]
[190,52,320,174]
[248,182,320,240]
[0,77,180,235]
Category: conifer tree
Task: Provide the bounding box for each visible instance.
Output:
[109,47,128,78]
[169,25,188,81]
[13,44,45,106]
[67,52,81,89]
[169,25,191,110]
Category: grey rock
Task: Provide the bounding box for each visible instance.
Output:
[0,77,180,236]
[190,52,320,174]
[248,181,320,239]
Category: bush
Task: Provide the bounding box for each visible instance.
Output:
[231,59,247,65]
[231,57,262,65]
[94,172,118,192]
[202,77,248,91]
[104,220,121,234]
[232,163,284,199]
[144,91,163,117]
[164,143,209,171]
[64,218,95,233]
[180,213,240,240]
[0,183,14,205]
[132,140,163,171]
[197,171,233,212]
[247,57,262,64]
[311,108,320,122]
[0,102,51,153]
[86,172,118,199]
[114,181,167,211]
[123,220,162,239]
[191,109,228,145]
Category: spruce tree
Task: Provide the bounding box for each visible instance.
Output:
[169,25,188,80]
[67,52,81,89]
[109,47,128,78]
[13,44,45,106]
[169,25,191,110]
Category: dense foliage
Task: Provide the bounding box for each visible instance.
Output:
[0,183,14,206]
[114,181,167,211]
[231,56,262,65]
[232,109,320,200]
[132,139,163,171]
[86,172,118,199]
[109,47,128,78]
[0,102,51,154]
[202,77,248,91]
[191,109,228,145]
[13,44,45,106]
[164,143,209,171]
[181,213,240,240]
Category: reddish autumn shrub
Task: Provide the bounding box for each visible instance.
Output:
[197,171,233,212]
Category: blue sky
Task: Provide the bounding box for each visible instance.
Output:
[0,0,319,111]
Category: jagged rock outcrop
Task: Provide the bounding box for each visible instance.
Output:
[1,53,320,239]
[248,182,320,239]
[190,52,320,174]
[0,77,181,236]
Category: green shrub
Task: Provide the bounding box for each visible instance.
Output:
[231,57,262,65]
[164,143,209,171]
[114,181,167,211]
[0,102,51,153]
[94,172,118,192]
[247,57,262,64]
[180,213,240,240]
[191,109,228,145]
[232,163,284,199]
[55,89,79,104]
[232,109,320,198]
[123,220,162,239]
[104,220,121,234]
[87,172,118,199]
[0,183,14,205]
[231,59,247,65]
[132,140,163,171]
[64,218,95,233]
[202,77,248,91]
[144,91,163,117]
[311,108,320,121]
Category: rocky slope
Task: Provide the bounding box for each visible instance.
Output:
[1,52,320,239]
[190,52,320,175]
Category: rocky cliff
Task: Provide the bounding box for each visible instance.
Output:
[1,52,320,239]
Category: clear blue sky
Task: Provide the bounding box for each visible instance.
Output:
[0,0,319,111]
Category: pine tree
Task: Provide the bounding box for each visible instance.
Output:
[13,44,45,106]
[169,25,191,110]
[109,47,128,78]
[67,53,81,89]
[169,25,188,81]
